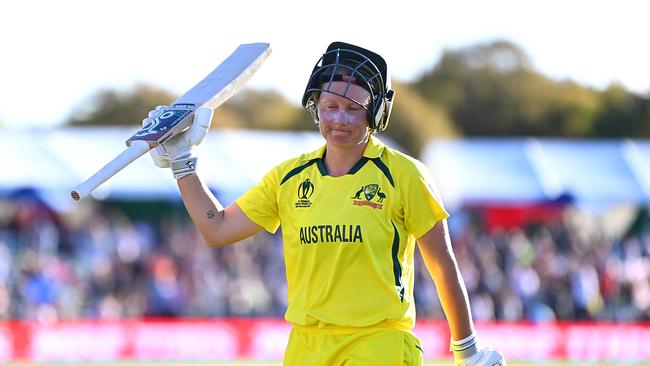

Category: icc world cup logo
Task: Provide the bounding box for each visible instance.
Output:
[298,178,315,200]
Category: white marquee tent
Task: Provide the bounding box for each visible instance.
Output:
[423,138,650,211]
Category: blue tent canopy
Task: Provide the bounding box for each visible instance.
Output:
[529,139,646,204]
[422,139,547,206]
[422,138,650,210]
[622,140,650,200]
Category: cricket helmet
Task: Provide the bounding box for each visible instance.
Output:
[302,41,395,132]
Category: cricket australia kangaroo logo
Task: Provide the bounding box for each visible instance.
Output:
[351,183,386,210]
[295,178,314,208]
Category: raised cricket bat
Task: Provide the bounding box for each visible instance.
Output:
[71,42,271,201]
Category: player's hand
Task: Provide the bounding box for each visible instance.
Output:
[144,105,213,179]
[455,348,505,366]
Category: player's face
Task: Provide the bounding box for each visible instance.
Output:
[317,81,371,150]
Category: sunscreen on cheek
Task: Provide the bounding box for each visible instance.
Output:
[321,110,361,124]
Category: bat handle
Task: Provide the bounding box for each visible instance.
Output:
[71,141,152,201]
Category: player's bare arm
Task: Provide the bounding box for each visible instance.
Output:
[418,220,506,365]
[416,219,474,340]
[177,173,263,247]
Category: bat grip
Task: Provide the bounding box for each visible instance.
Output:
[71,141,151,201]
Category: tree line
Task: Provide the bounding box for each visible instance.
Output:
[65,40,650,156]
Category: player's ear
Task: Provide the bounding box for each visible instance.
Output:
[306,94,320,123]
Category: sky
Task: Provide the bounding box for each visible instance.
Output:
[0,0,648,129]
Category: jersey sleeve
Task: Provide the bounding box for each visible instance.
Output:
[235,167,281,234]
[402,160,450,239]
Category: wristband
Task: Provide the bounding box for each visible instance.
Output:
[171,155,198,180]
[450,332,479,360]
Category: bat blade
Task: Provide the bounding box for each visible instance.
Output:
[71,42,271,201]
[126,42,271,147]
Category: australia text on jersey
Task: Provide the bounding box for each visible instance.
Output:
[299,224,363,244]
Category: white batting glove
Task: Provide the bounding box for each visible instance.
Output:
[451,333,506,366]
[143,105,213,180]
[455,348,505,366]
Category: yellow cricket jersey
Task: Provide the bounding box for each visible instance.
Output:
[235,135,449,330]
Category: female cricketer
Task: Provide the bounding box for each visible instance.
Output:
[146,41,506,366]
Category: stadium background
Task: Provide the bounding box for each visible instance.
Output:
[2,31,650,366]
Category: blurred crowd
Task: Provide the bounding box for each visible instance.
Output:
[0,195,649,323]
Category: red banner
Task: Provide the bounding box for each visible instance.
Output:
[0,319,648,362]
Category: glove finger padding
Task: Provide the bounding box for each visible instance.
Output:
[141,105,213,179]
[143,105,172,168]
[161,132,190,161]
[150,145,171,168]
[187,106,213,145]
[148,105,167,119]
[158,106,212,159]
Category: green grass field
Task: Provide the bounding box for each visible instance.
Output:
[7,361,650,366]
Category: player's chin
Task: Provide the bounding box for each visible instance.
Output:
[325,126,354,137]
[325,132,352,146]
